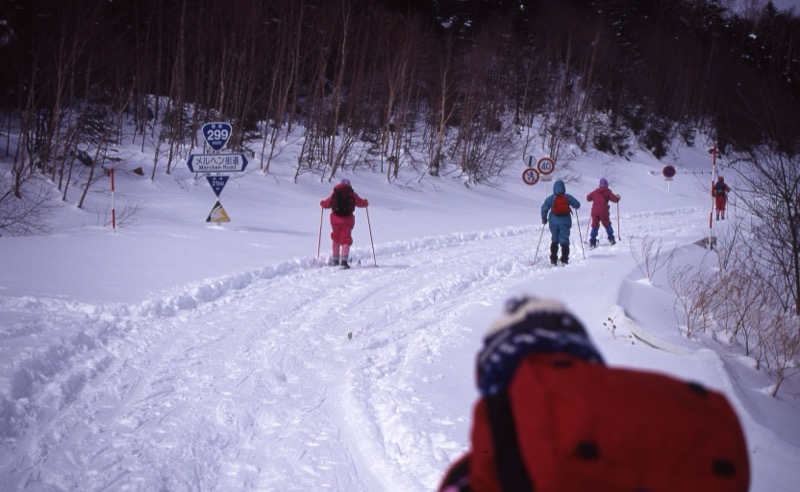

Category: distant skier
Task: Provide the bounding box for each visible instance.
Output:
[320,179,369,268]
[586,178,621,248]
[541,179,581,265]
[712,176,730,220]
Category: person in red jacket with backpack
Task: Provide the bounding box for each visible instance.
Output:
[586,178,620,248]
[320,179,368,268]
[712,176,731,220]
[438,295,750,492]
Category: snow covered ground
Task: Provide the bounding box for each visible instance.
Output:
[1,132,799,491]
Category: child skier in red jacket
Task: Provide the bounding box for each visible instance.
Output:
[586,178,620,248]
[712,176,731,220]
[320,179,368,268]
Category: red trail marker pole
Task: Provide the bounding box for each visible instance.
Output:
[111,168,116,232]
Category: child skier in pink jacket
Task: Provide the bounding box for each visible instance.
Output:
[586,178,620,248]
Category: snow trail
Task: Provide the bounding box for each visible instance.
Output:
[4,204,789,491]
[1,223,555,490]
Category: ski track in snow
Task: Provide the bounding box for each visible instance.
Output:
[0,222,543,491]
[0,205,742,491]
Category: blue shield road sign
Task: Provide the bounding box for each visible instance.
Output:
[202,122,233,151]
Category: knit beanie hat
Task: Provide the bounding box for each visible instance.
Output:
[476,296,604,396]
[599,178,609,187]
[341,178,351,185]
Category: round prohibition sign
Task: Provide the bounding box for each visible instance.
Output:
[662,164,676,180]
[536,156,555,175]
[522,167,540,185]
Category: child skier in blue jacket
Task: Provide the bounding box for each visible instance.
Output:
[541,179,581,265]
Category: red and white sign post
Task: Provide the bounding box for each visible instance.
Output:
[110,168,116,232]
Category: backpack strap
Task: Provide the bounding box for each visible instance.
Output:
[485,392,534,491]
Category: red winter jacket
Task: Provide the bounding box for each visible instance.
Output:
[320,183,369,245]
[712,178,731,210]
[439,354,750,492]
[586,185,619,218]
[320,182,369,212]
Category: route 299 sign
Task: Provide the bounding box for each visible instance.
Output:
[202,122,232,151]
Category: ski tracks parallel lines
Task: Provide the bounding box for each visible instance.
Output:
[1,206,704,490]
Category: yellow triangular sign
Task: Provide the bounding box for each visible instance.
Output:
[206,200,231,223]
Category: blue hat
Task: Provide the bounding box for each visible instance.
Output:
[341,179,351,185]
[599,178,609,187]
[476,296,604,396]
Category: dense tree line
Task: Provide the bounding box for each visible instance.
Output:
[0,0,798,189]
[0,0,800,192]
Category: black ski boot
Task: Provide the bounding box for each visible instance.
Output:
[560,244,570,265]
[341,259,350,269]
[549,243,559,266]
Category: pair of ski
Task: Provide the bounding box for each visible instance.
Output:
[588,240,618,249]
[529,257,570,267]
[326,260,362,270]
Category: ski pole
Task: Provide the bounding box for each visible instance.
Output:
[533,221,546,264]
[317,206,324,260]
[575,209,586,259]
[365,206,377,266]
[616,201,621,241]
